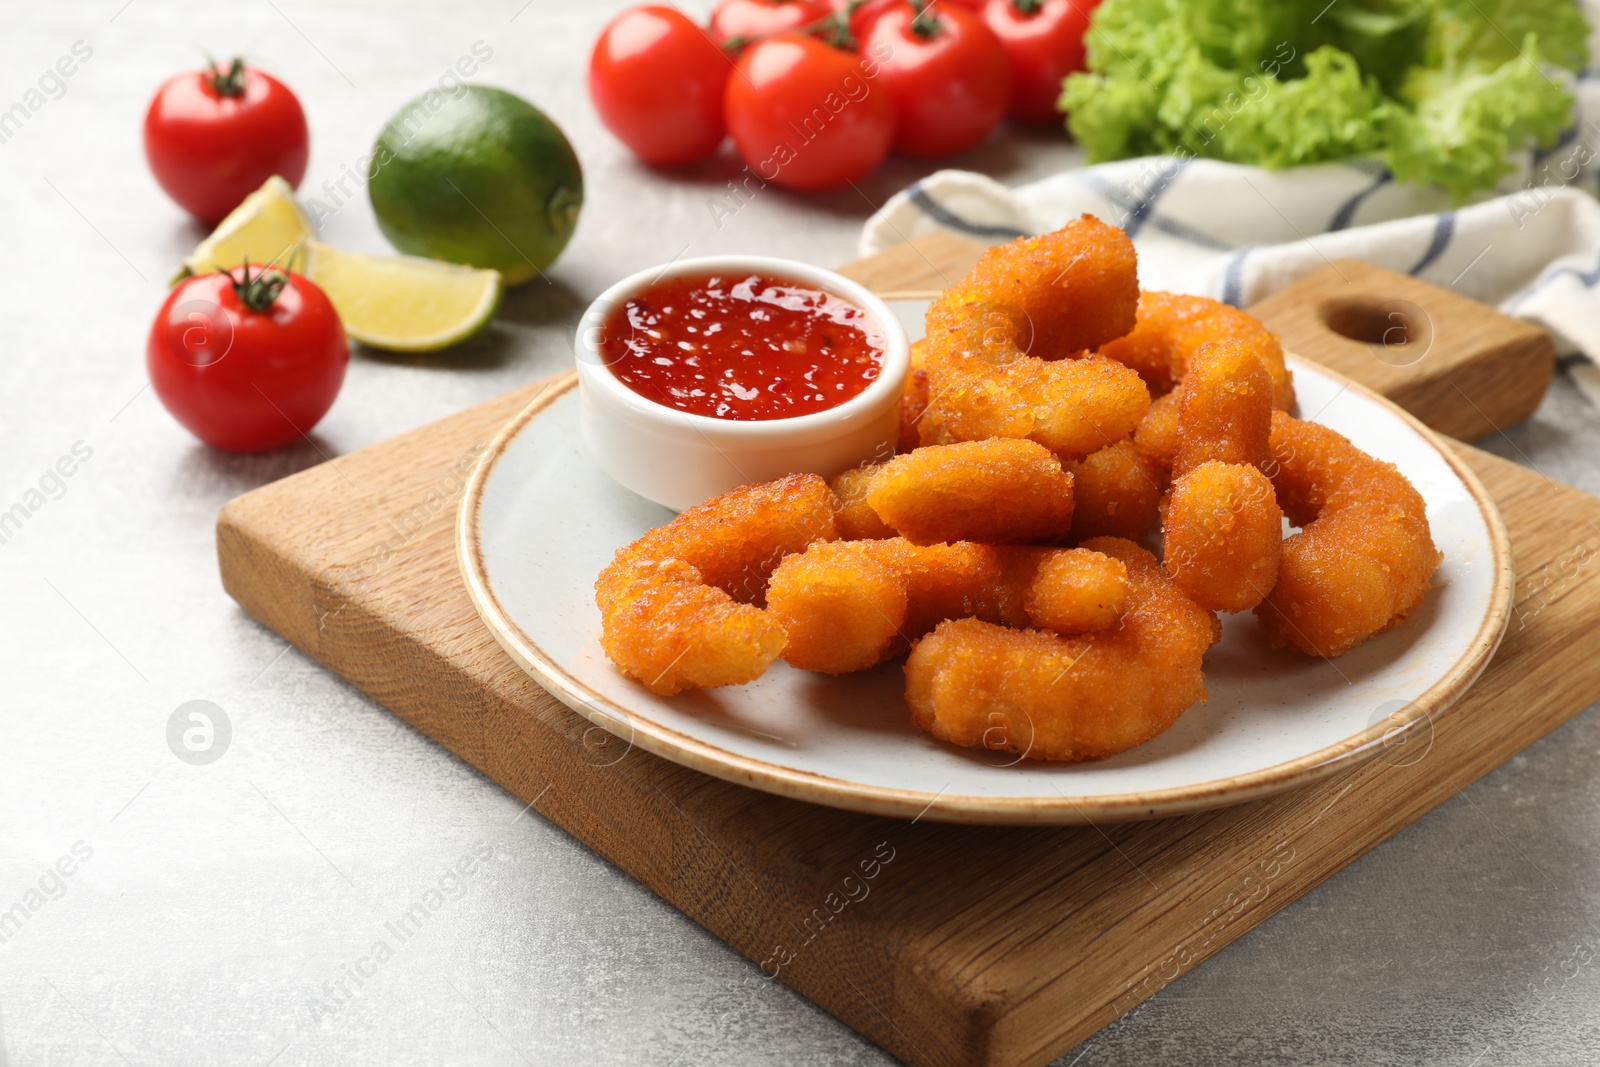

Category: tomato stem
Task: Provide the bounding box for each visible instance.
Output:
[909,0,942,39]
[206,57,248,98]
[720,3,863,52]
[1011,0,1046,13]
[231,259,289,313]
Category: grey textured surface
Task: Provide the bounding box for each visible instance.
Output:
[1,2,1599,1065]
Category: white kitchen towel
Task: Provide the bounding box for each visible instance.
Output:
[860,72,1600,409]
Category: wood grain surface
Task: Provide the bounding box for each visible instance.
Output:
[1246,259,1556,442]
[217,236,1600,1067]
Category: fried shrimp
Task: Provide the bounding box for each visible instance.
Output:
[919,216,1151,456]
[1255,412,1441,657]
[1164,461,1283,613]
[594,474,837,695]
[1099,291,1296,411]
[1161,341,1283,612]
[590,209,1445,761]
[904,538,1217,762]
[1067,439,1165,542]
[830,465,895,540]
[1133,389,1181,470]
[767,540,1128,674]
[1171,340,1275,475]
[898,340,931,454]
[864,438,1076,546]
[939,215,1140,354]
[1019,547,1130,634]
[767,539,993,674]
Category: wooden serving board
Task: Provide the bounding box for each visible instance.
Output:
[217,237,1598,1067]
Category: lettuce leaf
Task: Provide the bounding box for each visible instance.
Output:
[1060,0,1589,199]
[1417,0,1589,72]
[1209,47,1391,167]
[1386,37,1578,200]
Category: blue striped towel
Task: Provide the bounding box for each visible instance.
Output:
[860,65,1600,409]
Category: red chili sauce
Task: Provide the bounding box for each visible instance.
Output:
[598,270,887,421]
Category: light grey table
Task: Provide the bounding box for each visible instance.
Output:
[3,2,1599,1064]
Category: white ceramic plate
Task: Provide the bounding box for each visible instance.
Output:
[459,352,1511,824]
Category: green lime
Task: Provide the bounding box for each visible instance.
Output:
[368,86,582,285]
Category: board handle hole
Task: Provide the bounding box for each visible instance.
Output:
[1321,297,1433,367]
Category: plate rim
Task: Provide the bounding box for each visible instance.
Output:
[457,360,1513,825]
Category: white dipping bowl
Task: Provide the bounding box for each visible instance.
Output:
[575,256,910,512]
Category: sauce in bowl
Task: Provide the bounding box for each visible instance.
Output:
[597,270,887,421]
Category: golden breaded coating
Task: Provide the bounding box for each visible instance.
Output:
[764,541,911,674]
[1005,354,1150,458]
[920,216,1151,456]
[1099,291,1296,411]
[1173,340,1274,476]
[596,564,789,697]
[1134,389,1181,470]
[908,337,928,373]
[1068,439,1165,542]
[898,365,931,455]
[767,541,1130,675]
[902,542,1008,638]
[865,438,1075,546]
[904,538,1217,762]
[1163,461,1283,613]
[1161,341,1282,612]
[830,465,895,541]
[945,214,1140,354]
[1255,412,1441,657]
[919,343,1151,457]
[768,539,1001,673]
[594,474,837,695]
[1022,548,1130,633]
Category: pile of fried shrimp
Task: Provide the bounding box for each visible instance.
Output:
[594,215,1442,763]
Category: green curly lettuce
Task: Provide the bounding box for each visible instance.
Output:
[1060,0,1589,200]
[1419,0,1589,71]
[1387,37,1578,199]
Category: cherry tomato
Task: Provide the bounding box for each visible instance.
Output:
[724,34,895,191]
[710,0,831,46]
[148,266,348,452]
[983,0,1099,124]
[143,60,309,224]
[862,3,1010,158]
[590,5,730,166]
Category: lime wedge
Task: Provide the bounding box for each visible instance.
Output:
[302,240,502,352]
[181,176,313,280]
[177,177,503,351]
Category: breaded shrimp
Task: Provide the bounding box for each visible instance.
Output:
[1164,462,1283,613]
[1099,291,1296,411]
[594,474,837,695]
[767,540,1129,674]
[904,537,1218,762]
[864,438,1076,546]
[1133,389,1181,470]
[1171,340,1275,476]
[919,216,1152,456]
[1161,341,1283,612]
[1067,439,1165,542]
[1254,412,1441,657]
[942,214,1140,354]
[897,340,931,454]
[830,465,895,541]
[766,540,997,674]
[1020,547,1131,634]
